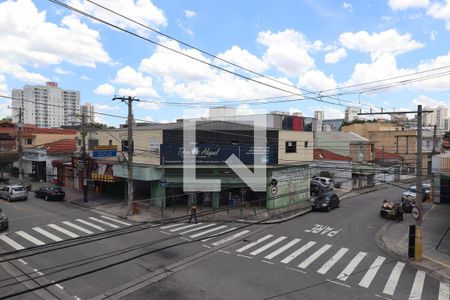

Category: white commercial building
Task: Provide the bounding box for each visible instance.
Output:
[81,103,95,124]
[12,82,80,128]
[423,105,448,129]
[314,111,324,132]
[344,107,359,122]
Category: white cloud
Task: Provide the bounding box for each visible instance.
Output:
[185,10,196,18]
[0,74,8,96]
[118,87,158,98]
[0,0,111,72]
[80,75,90,80]
[427,1,450,30]
[137,101,161,110]
[177,20,194,36]
[324,48,347,64]
[216,46,268,73]
[413,50,450,90]
[339,29,424,59]
[113,66,155,89]
[343,54,411,90]
[429,30,438,40]
[411,95,445,107]
[94,83,115,95]
[94,104,119,111]
[298,70,337,91]
[54,67,74,75]
[388,0,429,11]
[308,106,345,119]
[236,104,256,116]
[342,2,353,11]
[0,58,49,83]
[68,0,167,35]
[139,38,216,81]
[257,29,317,76]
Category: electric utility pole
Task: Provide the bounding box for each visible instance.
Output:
[113,96,139,215]
[10,106,24,181]
[80,113,88,202]
[358,105,431,261]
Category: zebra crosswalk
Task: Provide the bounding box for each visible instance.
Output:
[0,215,132,252]
[159,222,449,300]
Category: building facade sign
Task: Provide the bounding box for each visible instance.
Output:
[160,143,275,165]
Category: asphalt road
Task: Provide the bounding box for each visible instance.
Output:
[0,184,447,300]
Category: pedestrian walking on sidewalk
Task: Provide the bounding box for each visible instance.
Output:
[188,202,198,224]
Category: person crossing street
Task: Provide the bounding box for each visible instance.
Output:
[188,202,198,224]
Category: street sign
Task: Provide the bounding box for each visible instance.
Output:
[271,186,278,196]
[411,206,420,220]
[93,145,117,158]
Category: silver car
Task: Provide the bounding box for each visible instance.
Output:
[0,185,28,201]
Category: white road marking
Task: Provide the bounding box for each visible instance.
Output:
[180,237,191,241]
[298,244,332,269]
[382,261,405,296]
[236,234,274,253]
[280,241,317,264]
[203,245,211,249]
[408,270,426,300]
[262,260,275,265]
[0,235,25,250]
[250,236,288,256]
[63,222,93,235]
[178,224,216,235]
[212,230,250,246]
[18,259,27,265]
[219,250,231,254]
[201,227,236,242]
[337,251,367,281]
[327,279,351,288]
[100,215,132,226]
[264,238,301,260]
[237,254,253,259]
[190,225,227,238]
[88,217,119,228]
[170,223,203,232]
[76,219,105,231]
[439,282,450,300]
[32,227,63,242]
[33,269,44,276]
[286,267,306,274]
[359,256,386,288]
[375,294,392,300]
[48,224,79,238]
[16,231,45,246]
[74,296,82,300]
[160,223,184,229]
[55,284,64,290]
[317,247,349,275]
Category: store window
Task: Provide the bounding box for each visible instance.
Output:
[285,141,297,153]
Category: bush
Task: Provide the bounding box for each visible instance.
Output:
[319,171,333,178]
[10,167,19,177]
[334,182,343,189]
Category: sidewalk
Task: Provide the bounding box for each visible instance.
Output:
[376,201,450,283]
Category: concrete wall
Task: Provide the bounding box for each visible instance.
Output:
[278,131,313,164]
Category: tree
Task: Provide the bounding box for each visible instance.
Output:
[0,117,12,123]
[444,131,450,141]
[0,152,19,177]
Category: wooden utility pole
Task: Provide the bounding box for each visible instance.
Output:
[113,96,139,215]
[18,107,23,181]
[415,105,423,260]
[81,113,88,202]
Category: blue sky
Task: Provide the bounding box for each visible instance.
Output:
[1,0,450,126]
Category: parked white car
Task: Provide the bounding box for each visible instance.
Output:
[312,177,335,190]
[0,185,28,201]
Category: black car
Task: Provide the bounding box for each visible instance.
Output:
[0,208,8,230]
[34,186,65,201]
[310,180,330,196]
[312,192,340,212]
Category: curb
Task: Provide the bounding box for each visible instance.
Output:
[375,221,450,283]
